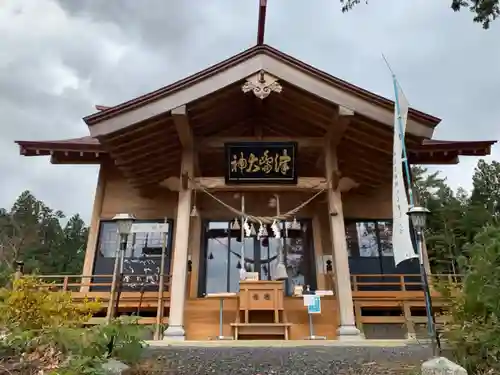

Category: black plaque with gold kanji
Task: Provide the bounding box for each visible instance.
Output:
[224,142,298,184]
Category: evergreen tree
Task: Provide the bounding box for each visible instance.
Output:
[0,191,88,284]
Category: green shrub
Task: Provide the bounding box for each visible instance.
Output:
[0,275,100,330]
[0,276,150,374]
[439,225,500,374]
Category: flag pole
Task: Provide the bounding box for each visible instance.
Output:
[382,55,415,206]
[382,54,440,355]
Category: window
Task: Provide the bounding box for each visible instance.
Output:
[345,220,394,258]
[93,219,174,292]
[199,219,316,296]
[96,219,173,258]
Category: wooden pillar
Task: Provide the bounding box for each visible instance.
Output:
[188,215,201,298]
[312,212,326,291]
[324,139,363,340]
[80,165,106,293]
[163,149,193,340]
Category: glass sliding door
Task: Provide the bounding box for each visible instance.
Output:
[198,219,316,296]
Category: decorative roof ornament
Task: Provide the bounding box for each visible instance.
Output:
[242,70,282,100]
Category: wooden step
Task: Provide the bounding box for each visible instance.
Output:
[231,323,291,339]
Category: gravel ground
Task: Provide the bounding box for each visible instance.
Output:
[143,344,433,374]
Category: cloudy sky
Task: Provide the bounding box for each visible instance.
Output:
[1,0,499,223]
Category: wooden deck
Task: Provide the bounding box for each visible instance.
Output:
[30,273,457,340]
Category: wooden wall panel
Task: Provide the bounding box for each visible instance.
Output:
[185,297,239,340]
[100,164,178,220]
[342,185,392,219]
[285,297,338,340]
[184,297,338,340]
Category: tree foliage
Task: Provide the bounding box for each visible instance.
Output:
[340,0,500,29]
[0,190,87,286]
[410,160,499,274]
[440,225,500,373]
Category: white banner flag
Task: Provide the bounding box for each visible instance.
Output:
[392,81,417,266]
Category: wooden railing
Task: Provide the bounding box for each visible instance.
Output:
[349,273,464,339]
[350,273,464,292]
[31,274,171,293]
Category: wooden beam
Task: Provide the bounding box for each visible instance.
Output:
[172,105,193,148]
[172,105,200,176]
[114,146,180,168]
[331,105,354,146]
[199,136,323,149]
[102,116,172,145]
[80,165,106,293]
[190,177,328,192]
[316,105,353,168]
[106,123,173,155]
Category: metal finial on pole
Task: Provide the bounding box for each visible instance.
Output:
[257,0,268,45]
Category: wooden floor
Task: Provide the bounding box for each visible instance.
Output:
[184,297,338,341]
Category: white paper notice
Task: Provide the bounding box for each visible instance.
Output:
[303,294,315,307]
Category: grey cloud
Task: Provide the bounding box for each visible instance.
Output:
[1,0,499,222]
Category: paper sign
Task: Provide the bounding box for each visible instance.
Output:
[307,295,321,314]
[303,294,315,307]
[130,223,169,234]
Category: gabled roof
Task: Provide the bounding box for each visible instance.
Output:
[13,44,496,169]
[84,44,440,138]
[85,45,440,128]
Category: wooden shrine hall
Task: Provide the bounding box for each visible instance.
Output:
[15,42,496,341]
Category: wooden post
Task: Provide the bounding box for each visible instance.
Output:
[80,165,106,292]
[324,138,363,340]
[188,215,201,298]
[312,212,326,290]
[163,149,193,340]
[106,235,124,323]
[154,218,168,340]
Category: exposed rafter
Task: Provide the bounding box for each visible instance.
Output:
[172,105,200,176]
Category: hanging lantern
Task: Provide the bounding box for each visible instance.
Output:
[208,252,214,260]
[190,204,198,217]
[231,218,240,230]
[262,224,268,237]
[250,223,256,236]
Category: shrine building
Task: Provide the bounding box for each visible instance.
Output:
[15,43,495,341]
